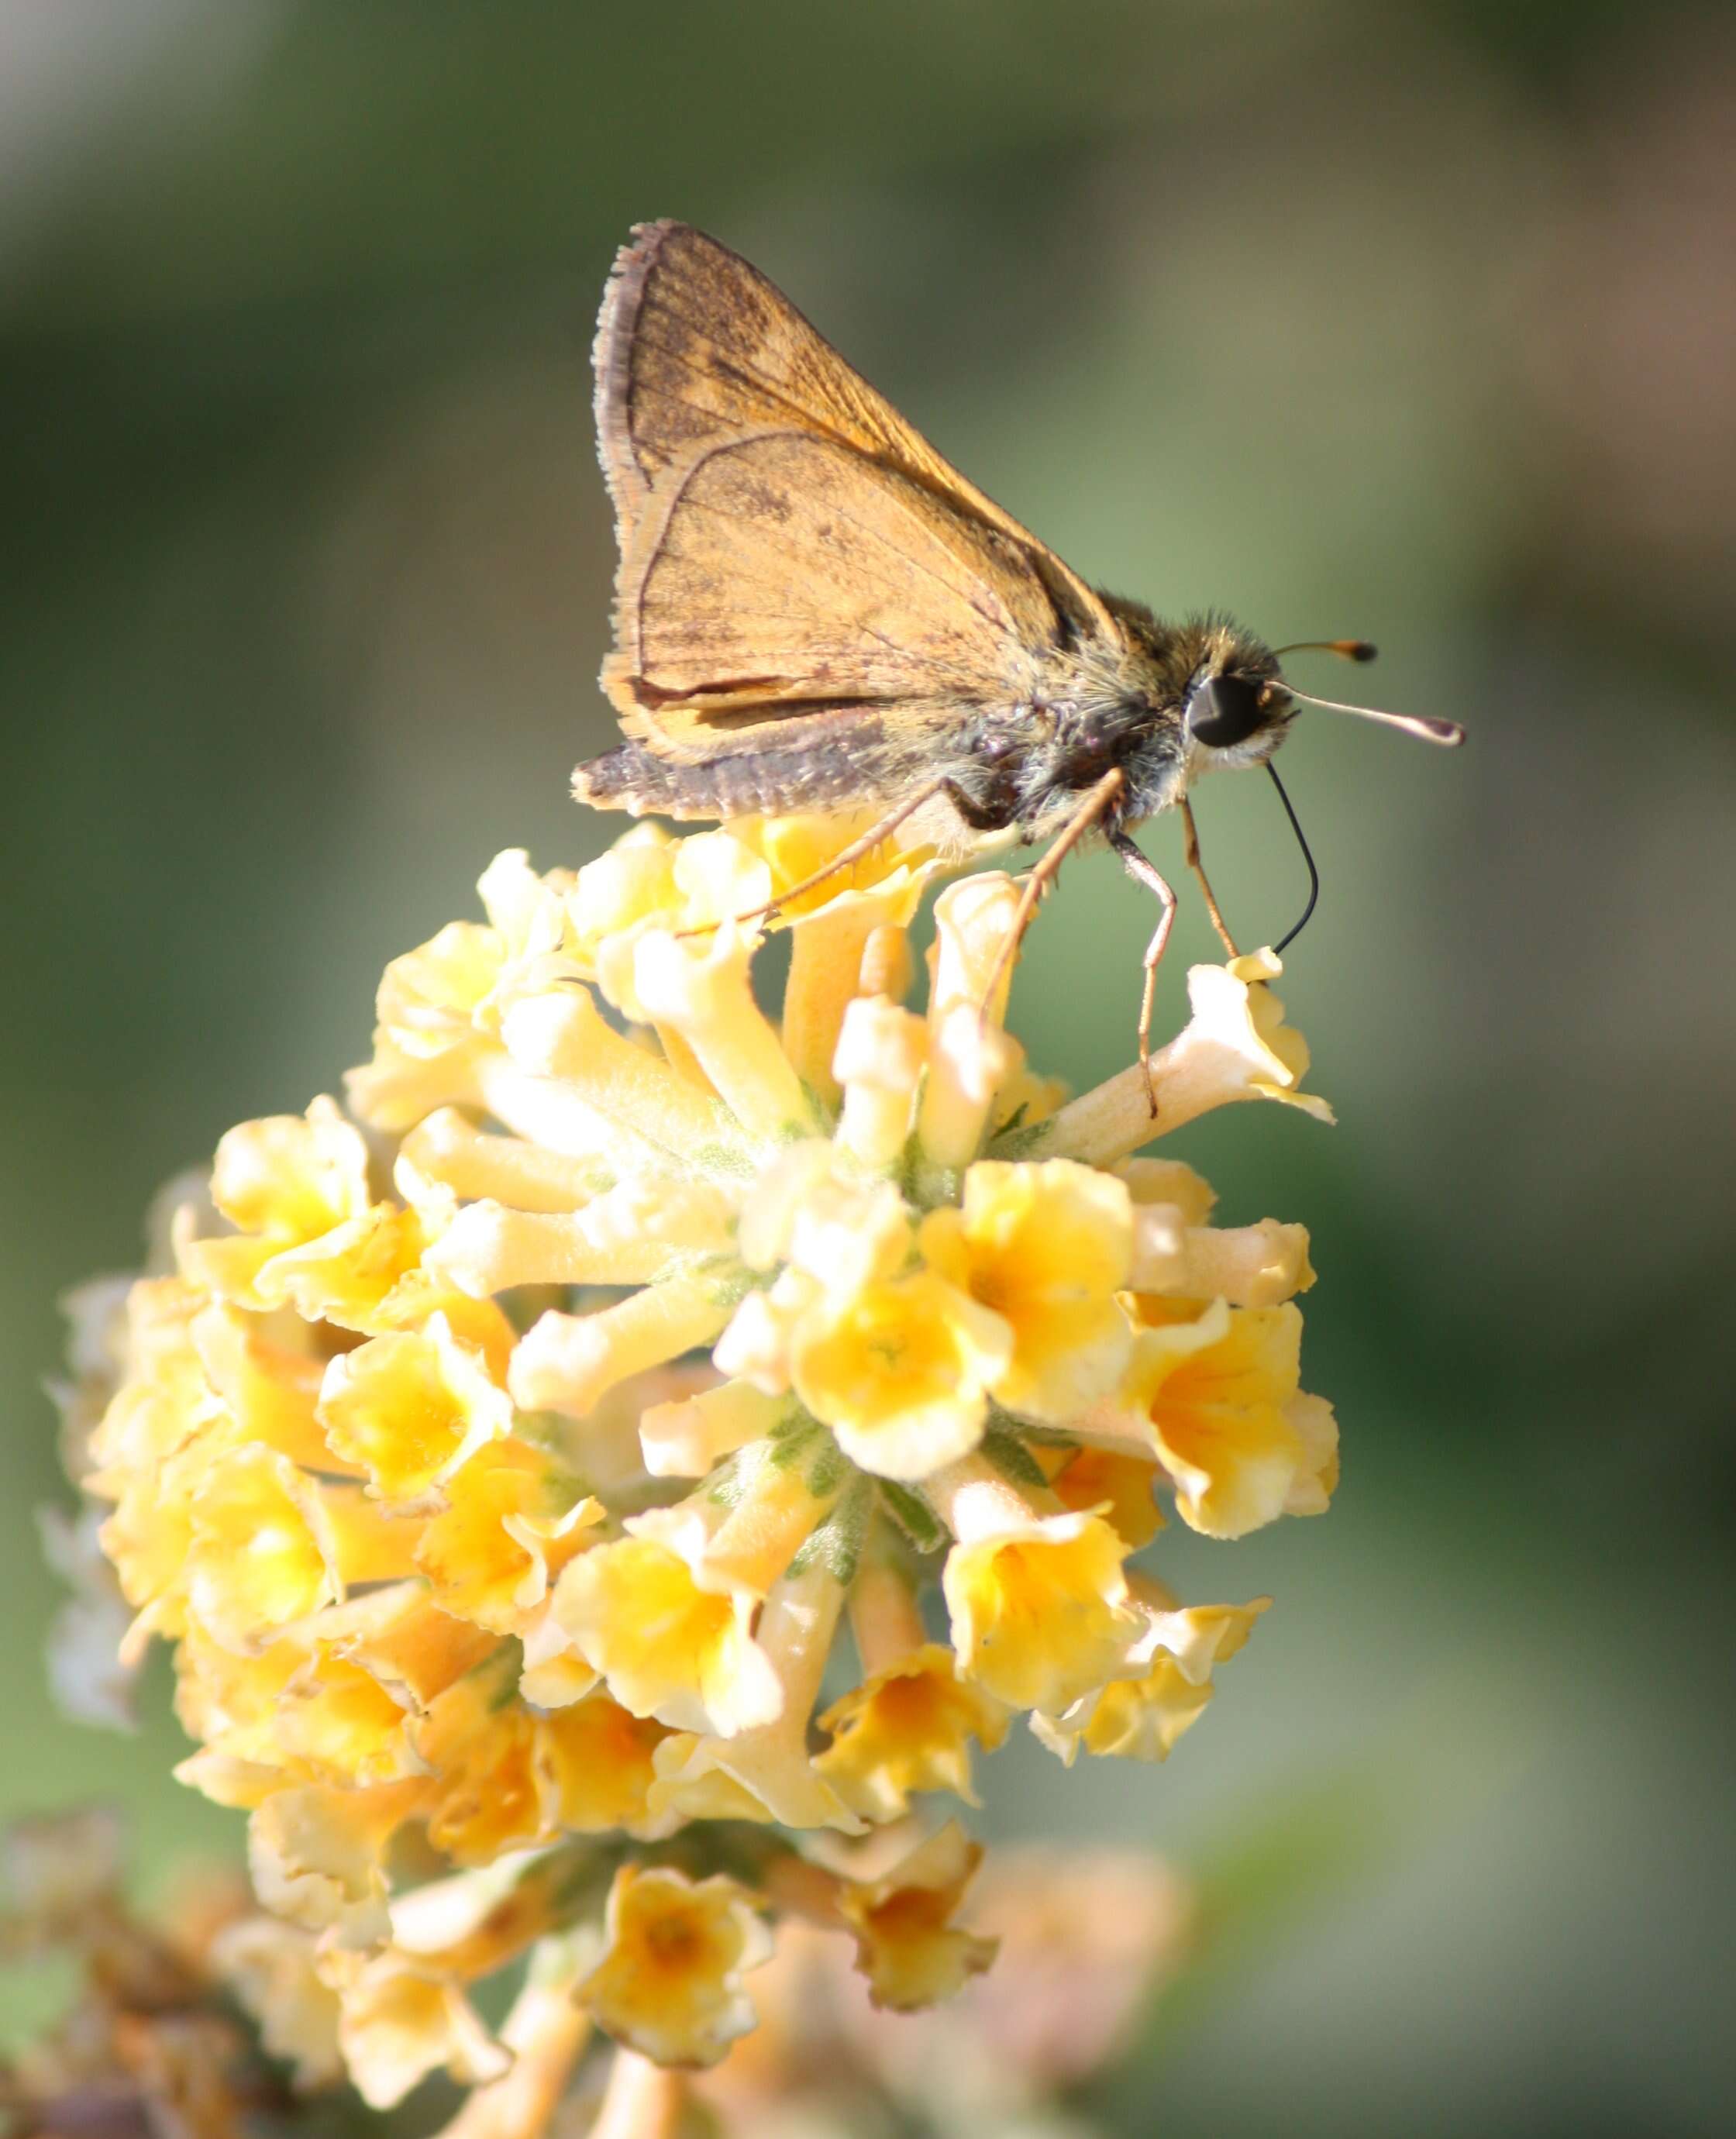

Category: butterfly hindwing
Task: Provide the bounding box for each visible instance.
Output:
[604,427,1071,757]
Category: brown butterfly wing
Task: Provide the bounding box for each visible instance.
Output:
[605,427,1074,760]
[594,221,1121,756]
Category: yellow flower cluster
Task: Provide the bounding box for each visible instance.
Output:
[50,812,1336,2104]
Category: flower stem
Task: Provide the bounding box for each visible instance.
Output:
[590,2048,689,2139]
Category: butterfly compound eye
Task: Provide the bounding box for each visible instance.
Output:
[1186,673,1269,748]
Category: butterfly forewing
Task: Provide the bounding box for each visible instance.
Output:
[594,221,1122,759]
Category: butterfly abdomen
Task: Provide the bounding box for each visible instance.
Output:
[573,736,890,821]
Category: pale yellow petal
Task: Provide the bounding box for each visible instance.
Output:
[508,1273,738,1419]
[1013,952,1333,1166]
[547,1535,784,1738]
[839,1820,997,2013]
[427,1178,734,1294]
[579,1865,773,2069]
[633,925,815,1141]
[792,1272,1011,1482]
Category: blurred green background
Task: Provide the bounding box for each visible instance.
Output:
[2,2,1733,2131]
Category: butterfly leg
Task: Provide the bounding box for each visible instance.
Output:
[673,779,955,939]
[1180,797,1240,958]
[977,768,1126,1022]
[1109,833,1177,1116]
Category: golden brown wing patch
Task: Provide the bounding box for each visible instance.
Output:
[603,429,1066,759]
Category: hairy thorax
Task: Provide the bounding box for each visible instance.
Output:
[904,611,1236,855]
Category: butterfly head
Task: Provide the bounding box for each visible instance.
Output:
[1171,618,1294,773]
[1179,625,1465,770]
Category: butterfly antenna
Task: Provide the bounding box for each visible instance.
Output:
[1272,638,1380,663]
[1267,763,1320,955]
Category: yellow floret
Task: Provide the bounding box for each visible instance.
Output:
[578,1865,773,2068]
[919,1158,1135,1421]
[1127,1297,1338,1538]
[545,1534,783,1738]
[816,1641,1010,1818]
[838,1822,998,2012]
[791,1270,1012,1481]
